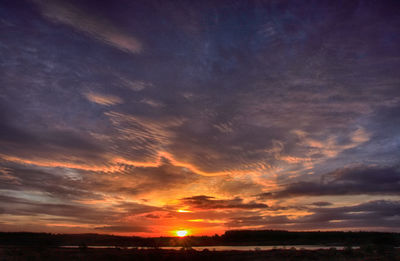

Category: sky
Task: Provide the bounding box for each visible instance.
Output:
[0,0,399,237]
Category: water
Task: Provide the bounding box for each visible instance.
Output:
[61,245,352,251]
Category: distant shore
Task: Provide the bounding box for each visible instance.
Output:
[1,230,399,247]
[1,246,399,261]
[1,230,399,260]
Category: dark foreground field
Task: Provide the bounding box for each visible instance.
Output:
[1,247,399,261]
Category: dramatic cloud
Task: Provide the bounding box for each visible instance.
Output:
[258,165,400,199]
[0,0,399,235]
[227,200,400,231]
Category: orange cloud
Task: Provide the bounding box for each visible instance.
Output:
[0,154,123,173]
[113,151,255,177]
[0,150,251,177]
[84,92,123,106]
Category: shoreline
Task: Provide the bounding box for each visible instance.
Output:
[1,245,399,261]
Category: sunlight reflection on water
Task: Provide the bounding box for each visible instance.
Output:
[61,245,355,251]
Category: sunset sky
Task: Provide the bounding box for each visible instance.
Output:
[0,0,399,237]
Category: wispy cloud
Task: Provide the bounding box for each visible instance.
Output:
[296,127,371,158]
[140,98,163,108]
[31,0,142,53]
[122,80,152,91]
[84,92,122,106]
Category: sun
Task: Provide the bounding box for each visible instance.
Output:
[176,230,188,237]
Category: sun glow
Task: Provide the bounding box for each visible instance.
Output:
[177,209,191,213]
[176,230,188,237]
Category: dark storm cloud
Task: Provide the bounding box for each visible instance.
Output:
[306,200,400,223]
[227,200,400,230]
[296,200,400,230]
[181,195,268,210]
[258,165,400,199]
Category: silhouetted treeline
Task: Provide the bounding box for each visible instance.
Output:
[0,230,399,247]
[220,230,400,246]
[2,247,400,261]
[0,233,152,247]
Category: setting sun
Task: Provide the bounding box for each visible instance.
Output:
[1,1,399,258]
[176,230,188,237]
[177,209,191,213]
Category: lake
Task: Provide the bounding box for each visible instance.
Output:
[61,245,355,251]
